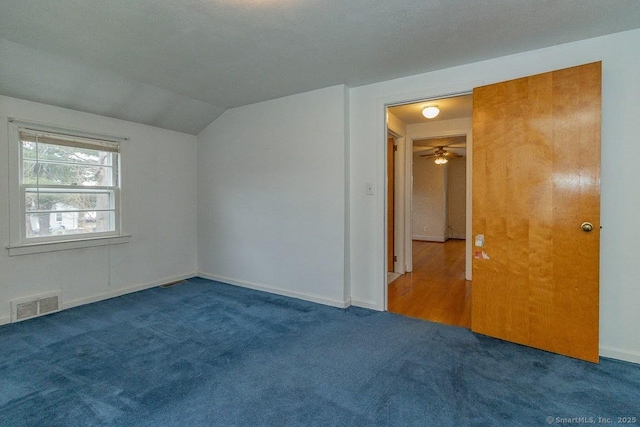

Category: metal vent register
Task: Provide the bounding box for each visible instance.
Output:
[11,292,61,322]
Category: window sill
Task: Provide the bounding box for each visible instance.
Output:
[7,234,131,256]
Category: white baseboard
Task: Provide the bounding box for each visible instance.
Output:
[61,272,197,313]
[599,345,640,365]
[0,272,196,326]
[197,271,350,309]
[350,299,383,311]
[412,235,446,242]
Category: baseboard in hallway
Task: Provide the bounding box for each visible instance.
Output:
[387,272,402,284]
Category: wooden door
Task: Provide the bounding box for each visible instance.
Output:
[388,137,395,272]
[471,62,601,363]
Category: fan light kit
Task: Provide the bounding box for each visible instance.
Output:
[434,156,448,165]
[419,145,463,164]
[422,105,440,119]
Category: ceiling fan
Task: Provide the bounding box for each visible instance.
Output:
[419,146,463,164]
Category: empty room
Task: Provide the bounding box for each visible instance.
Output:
[1,1,639,425]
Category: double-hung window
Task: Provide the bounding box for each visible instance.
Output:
[8,120,129,255]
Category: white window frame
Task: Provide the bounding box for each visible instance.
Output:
[7,119,130,256]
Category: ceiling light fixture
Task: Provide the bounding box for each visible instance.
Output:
[422,105,440,119]
[434,155,448,165]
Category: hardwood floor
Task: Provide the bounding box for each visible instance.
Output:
[388,240,471,328]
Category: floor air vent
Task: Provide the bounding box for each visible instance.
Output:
[11,292,61,322]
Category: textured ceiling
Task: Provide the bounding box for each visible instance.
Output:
[1,0,640,134]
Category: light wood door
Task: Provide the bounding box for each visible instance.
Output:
[471,62,601,363]
[388,137,395,272]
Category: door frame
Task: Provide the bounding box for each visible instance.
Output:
[379,82,483,311]
[387,129,404,274]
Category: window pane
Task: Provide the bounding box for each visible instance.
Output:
[16,123,122,244]
[25,191,112,212]
[22,142,38,160]
[22,141,114,166]
[26,211,114,238]
[23,161,113,186]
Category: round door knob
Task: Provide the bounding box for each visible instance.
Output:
[581,222,594,232]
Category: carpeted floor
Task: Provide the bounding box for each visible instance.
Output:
[0,277,638,426]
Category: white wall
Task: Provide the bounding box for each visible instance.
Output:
[387,113,406,137]
[412,153,446,241]
[196,85,349,307]
[447,157,467,239]
[407,118,473,142]
[0,96,198,323]
[349,29,640,363]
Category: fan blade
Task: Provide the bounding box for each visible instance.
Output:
[446,147,466,155]
[420,154,437,158]
[413,146,435,153]
[446,142,467,148]
[443,152,463,158]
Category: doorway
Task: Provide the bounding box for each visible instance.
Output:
[381,62,601,362]
[386,94,473,328]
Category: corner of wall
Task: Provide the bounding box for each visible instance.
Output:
[343,85,352,303]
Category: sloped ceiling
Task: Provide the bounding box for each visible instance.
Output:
[1,0,640,134]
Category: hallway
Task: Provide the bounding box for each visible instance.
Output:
[388,240,471,328]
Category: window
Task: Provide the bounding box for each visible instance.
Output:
[8,120,129,255]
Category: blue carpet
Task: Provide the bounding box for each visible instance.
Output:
[0,277,638,426]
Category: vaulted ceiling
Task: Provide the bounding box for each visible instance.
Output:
[1,0,639,134]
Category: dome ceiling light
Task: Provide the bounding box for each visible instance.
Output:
[422,105,440,119]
